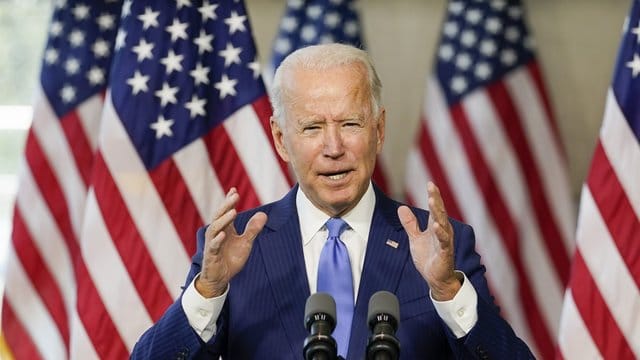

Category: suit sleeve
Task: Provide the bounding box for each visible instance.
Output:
[130,226,228,359]
[445,220,535,359]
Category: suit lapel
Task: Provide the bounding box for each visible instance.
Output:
[257,187,311,355]
[349,188,411,359]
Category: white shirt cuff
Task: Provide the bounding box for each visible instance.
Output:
[430,271,478,338]
[181,273,228,342]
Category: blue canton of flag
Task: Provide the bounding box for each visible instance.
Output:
[111,0,266,170]
[614,3,640,140]
[436,0,535,105]
[270,0,364,72]
[42,0,122,117]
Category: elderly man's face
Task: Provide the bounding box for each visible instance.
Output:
[271,63,385,216]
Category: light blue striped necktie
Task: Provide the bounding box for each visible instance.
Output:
[317,218,353,358]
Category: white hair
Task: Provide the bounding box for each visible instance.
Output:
[270,43,383,126]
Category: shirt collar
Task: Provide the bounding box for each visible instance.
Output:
[296,182,376,245]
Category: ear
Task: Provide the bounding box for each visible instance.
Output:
[375,107,386,154]
[270,116,290,162]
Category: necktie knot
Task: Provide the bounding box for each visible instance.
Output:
[325,217,348,239]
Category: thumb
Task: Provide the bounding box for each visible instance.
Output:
[241,212,267,242]
[397,205,421,238]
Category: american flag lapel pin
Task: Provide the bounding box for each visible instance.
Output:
[385,239,399,249]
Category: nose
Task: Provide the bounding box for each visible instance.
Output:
[323,124,345,158]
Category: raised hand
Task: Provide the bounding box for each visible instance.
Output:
[397,182,460,301]
[195,188,267,298]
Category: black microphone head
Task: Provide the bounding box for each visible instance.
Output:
[304,292,337,332]
[367,290,400,331]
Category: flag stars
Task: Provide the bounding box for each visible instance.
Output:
[626,53,640,77]
[505,26,521,42]
[631,22,640,43]
[485,17,502,34]
[92,39,110,58]
[127,70,150,94]
[281,16,298,32]
[500,49,517,66]
[138,7,160,30]
[455,52,472,70]
[461,30,477,47]
[45,48,59,65]
[122,0,132,17]
[132,38,154,62]
[508,6,523,19]
[185,95,207,118]
[161,49,184,74]
[194,30,214,54]
[219,42,242,67]
[465,9,482,25]
[65,57,81,75]
[480,39,497,57]
[225,11,247,34]
[344,20,358,37]
[274,37,291,55]
[176,0,192,9]
[155,82,179,106]
[60,84,76,103]
[306,5,322,19]
[115,29,127,51]
[215,74,238,99]
[69,29,85,47]
[150,115,174,139]
[198,1,219,21]
[166,18,188,42]
[50,21,63,37]
[448,1,464,15]
[324,12,340,28]
[301,25,317,42]
[96,13,116,31]
[439,44,455,61]
[450,76,467,94]
[87,66,106,86]
[248,59,261,79]
[190,63,210,85]
[474,62,492,80]
[443,21,459,38]
[72,4,91,21]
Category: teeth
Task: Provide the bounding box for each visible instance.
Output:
[328,172,347,180]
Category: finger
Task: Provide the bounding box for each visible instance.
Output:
[427,182,451,230]
[241,212,268,242]
[432,221,453,250]
[205,231,226,255]
[397,205,422,238]
[211,188,239,222]
[206,207,237,241]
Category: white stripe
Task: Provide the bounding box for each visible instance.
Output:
[75,93,104,151]
[31,87,87,238]
[15,163,76,317]
[80,189,153,351]
[173,139,225,223]
[69,309,99,360]
[600,89,640,218]
[506,69,575,253]
[422,77,537,352]
[4,246,67,360]
[404,147,431,208]
[224,104,290,204]
[557,291,602,359]
[577,186,640,356]
[463,90,563,338]
[99,95,190,297]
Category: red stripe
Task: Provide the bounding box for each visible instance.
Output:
[487,81,570,284]
[252,95,293,185]
[526,62,566,160]
[203,126,260,211]
[91,152,173,321]
[24,127,129,357]
[449,103,554,358]
[414,119,464,220]
[569,251,634,359]
[1,300,43,360]
[10,210,69,349]
[60,110,95,187]
[588,142,640,286]
[149,158,202,257]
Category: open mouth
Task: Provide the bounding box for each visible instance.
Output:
[323,170,351,181]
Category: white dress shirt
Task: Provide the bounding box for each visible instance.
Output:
[181,182,478,341]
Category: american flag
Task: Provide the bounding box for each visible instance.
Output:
[404,1,575,358]
[2,0,291,358]
[557,1,640,358]
[269,0,392,194]
[1,0,123,358]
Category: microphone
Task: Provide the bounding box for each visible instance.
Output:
[303,292,338,360]
[366,291,400,360]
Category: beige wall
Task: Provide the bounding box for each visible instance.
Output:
[246,0,630,203]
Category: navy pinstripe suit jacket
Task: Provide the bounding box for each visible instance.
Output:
[131,185,533,359]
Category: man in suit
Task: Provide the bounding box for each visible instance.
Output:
[131,43,533,359]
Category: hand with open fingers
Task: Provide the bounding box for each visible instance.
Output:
[195,188,268,298]
[397,182,461,301]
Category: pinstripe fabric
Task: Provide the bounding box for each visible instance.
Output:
[132,185,533,359]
